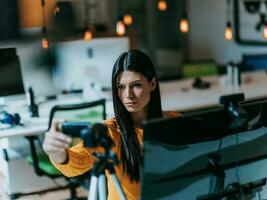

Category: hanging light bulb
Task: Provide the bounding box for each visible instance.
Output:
[84,30,93,41]
[158,0,167,11]
[224,0,233,41]
[83,0,93,41]
[123,14,133,26]
[116,19,125,36]
[41,26,49,49]
[224,21,233,41]
[263,24,267,39]
[180,13,189,33]
[41,37,49,49]
[41,0,49,49]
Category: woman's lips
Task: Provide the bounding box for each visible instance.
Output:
[125,102,137,106]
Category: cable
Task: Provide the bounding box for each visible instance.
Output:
[217,138,223,154]
[209,138,224,194]
[234,133,245,200]
[208,175,214,194]
[41,0,46,28]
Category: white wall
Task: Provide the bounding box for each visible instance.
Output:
[188,0,267,64]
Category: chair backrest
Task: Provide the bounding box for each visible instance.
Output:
[27,98,106,177]
[48,98,106,130]
[47,98,106,146]
[181,60,218,78]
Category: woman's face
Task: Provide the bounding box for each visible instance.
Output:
[116,70,156,113]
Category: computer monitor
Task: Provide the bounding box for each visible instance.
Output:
[141,98,267,199]
[242,54,267,71]
[52,37,129,91]
[0,48,25,98]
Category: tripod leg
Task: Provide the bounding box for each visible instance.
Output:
[98,174,107,200]
[88,175,98,200]
[110,174,126,200]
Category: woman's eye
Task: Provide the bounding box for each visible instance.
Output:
[117,85,124,90]
[132,83,142,88]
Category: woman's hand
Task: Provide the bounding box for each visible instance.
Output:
[42,121,72,164]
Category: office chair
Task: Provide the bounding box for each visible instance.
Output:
[25,99,106,200]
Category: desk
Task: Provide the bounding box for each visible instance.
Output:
[0,70,266,197]
[160,70,267,112]
[1,70,267,138]
[0,93,113,138]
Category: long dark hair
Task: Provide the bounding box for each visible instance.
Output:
[111,49,162,182]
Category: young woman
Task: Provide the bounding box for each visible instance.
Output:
[42,49,181,200]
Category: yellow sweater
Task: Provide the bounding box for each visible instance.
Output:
[51,111,181,200]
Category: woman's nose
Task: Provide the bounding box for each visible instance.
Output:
[126,87,134,99]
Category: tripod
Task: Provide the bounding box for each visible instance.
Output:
[88,150,126,200]
[76,123,126,200]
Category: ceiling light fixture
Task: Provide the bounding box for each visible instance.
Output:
[83,0,93,41]
[123,14,133,26]
[116,16,125,36]
[158,0,167,11]
[225,0,233,41]
[180,13,189,33]
[41,0,49,49]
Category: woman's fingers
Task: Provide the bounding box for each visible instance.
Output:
[43,120,71,163]
[51,120,60,131]
[46,130,72,144]
[45,135,70,149]
[43,129,71,157]
[44,144,67,153]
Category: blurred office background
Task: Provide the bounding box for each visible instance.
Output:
[1,0,267,199]
[1,0,267,97]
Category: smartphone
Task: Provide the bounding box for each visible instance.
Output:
[58,121,91,137]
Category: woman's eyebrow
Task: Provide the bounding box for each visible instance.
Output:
[117,80,142,85]
[130,80,142,84]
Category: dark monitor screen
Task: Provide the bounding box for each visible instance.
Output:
[141,99,267,199]
[242,54,267,71]
[0,49,24,97]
